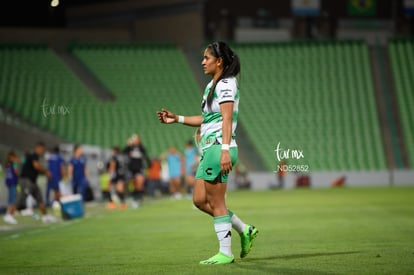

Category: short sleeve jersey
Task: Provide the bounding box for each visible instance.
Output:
[184,147,198,174]
[124,145,150,172]
[166,153,181,178]
[200,77,239,150]
[48,153,65,183]
[5,161,18,186]
[70,156,87,182]
[21,152,40,182]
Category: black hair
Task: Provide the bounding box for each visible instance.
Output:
[36,141,45,148]
[112,146,120,154]
[5,151,16,166]
[52,146,59,153]
[205,41,240,110]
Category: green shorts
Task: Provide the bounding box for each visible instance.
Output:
[195,145,238,183]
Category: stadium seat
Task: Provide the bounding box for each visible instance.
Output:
[0,43,202,156]
[234,41,386,171]
[388,39,414,168]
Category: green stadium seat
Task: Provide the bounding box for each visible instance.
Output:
[388,39,414,168]
[234,41,386,171]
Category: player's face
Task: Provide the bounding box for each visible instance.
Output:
[76,147,83,156]
[36,145,46,155]
[132,136,140,145]
[202,48,221,76]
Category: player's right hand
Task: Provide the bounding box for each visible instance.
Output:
[157,108,177,124]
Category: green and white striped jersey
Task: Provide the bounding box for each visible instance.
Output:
[200,77,239,150]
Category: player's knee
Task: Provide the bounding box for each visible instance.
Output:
[193,195,208,210]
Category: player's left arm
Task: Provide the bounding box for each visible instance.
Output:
[220,102,233,174]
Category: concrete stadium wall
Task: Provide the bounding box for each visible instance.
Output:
[65,0,204,50]
[1,169,413,209]
[232,170,414,190]
[0,28,132,49]
[0,121,65,161]
[133,10,203,50]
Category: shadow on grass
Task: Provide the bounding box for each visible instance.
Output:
[243,250,361,262]
[229,251,362,274]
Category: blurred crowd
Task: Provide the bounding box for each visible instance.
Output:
[100,134,200,210]
[2,133,202,225]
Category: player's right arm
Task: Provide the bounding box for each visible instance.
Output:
[33,159,51,178]
[157,108,202,127]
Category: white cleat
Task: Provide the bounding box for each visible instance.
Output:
[3,214,18,225]
[131,201,141,209]
[42,214,58,223]
[20,208,34,216]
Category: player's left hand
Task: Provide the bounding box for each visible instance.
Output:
[220,150,232,174]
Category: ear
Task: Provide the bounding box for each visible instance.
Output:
[216,57,223,67]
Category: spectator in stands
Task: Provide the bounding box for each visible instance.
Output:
[147,157,162,197]
[17,142,57,223]
[184,140,199,198]
[124,134,151,208]
[46,146,65,206]
[107,146,127,209]
[3,151,20,225]
[68,144,89,201]
[162,146,183,199]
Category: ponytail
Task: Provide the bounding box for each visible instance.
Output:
[206,42,240,110]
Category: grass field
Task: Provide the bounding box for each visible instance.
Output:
[1,186,414,274]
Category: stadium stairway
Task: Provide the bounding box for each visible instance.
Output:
[369,44,408,169]
[53,47,115,102]
[388,39,414,168]
[233,41,388,171]
[1,41,411,172]
[69,43,204,155]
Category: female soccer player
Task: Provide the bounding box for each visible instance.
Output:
[123,134,151,208]
[157,41,258,264]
